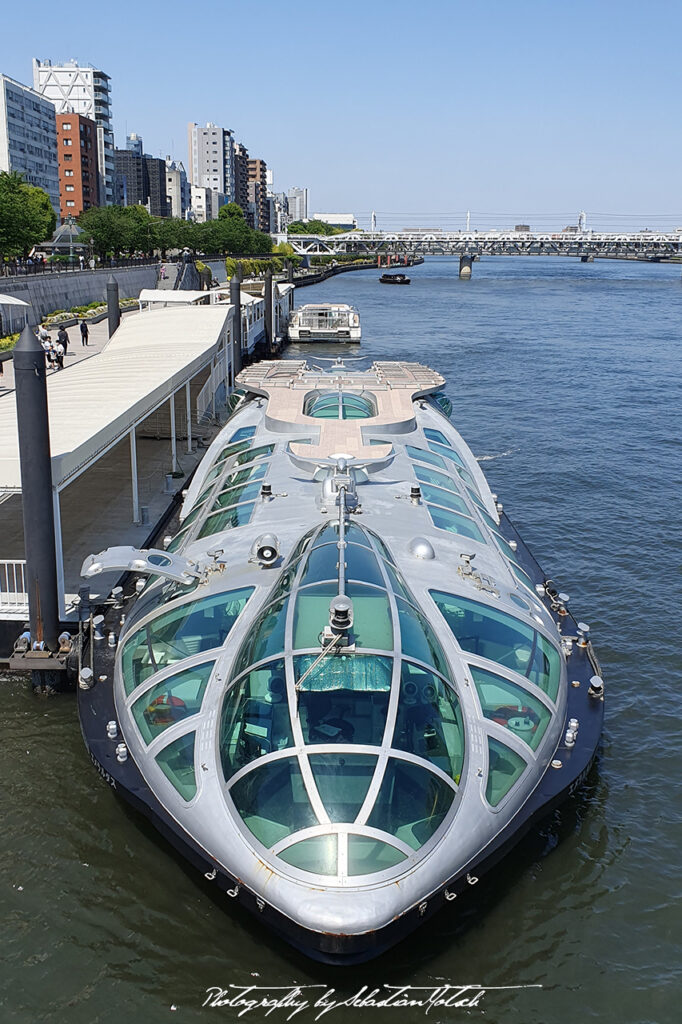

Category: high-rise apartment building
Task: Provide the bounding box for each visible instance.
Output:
[233,141,249,215]
[165,157,189,219]
[248,158,269,233]
[0,74,60,214]
[126,132,143,156]
[56,112,97,221]
[187,122,235,204]
[287,186,308,222]
[33,58,115,205]
[114,136,168,217]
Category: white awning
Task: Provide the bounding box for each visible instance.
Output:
[0,305,233,492]
[0,294,30,306]
[138,289,212,305]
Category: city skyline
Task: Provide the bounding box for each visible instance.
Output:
[2,0,682,231]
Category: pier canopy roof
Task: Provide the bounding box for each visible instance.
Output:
[0,305,233,493]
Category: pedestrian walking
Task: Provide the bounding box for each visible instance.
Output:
[57,326,69,355]
[38,324,50,343]
[78,254,85,270]
[42,338,53,369]
[80,319,89,346]
[54,341,65,370]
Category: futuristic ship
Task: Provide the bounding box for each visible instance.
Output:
[79,359,604,964]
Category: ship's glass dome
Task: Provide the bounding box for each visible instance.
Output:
[219,523,465,880]
[304,391,377,420]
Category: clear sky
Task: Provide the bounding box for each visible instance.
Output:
[3,0,681,231]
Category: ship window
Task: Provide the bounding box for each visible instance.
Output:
[347,836,407,875]
[471,665,551,751]
[132,661,214,744]
[196,463,267,507]
[406,445,446,469]
[382,561,412,602]
[475,503,500,531]
[367,759,454,850]
[414,464,459,493]
[295,655,392,745]
[396,598,450,676]
[229,757,318,847]
[431,591,560,702]
[220,659,292,780]
[294,584,393,652]
[235,443,275,466]
[166,526,190,553]
[215,439,252,465]
[393,663,464,781]
[121,587,253,695]
[466,486,487,512]
[304,391,376,420]
[229,426,256,443]
[510,561,535,592]
[428,506,485,543]
[278,835,338,875]
[178,500,210,531]
[234,597,289,673]
[418,483,470,515]
[301,543,384,588]
[288,528,317,563]
[486,736,527,806]
[424,428,451,447]
[156,732,197,801]
[196,501,255,539]
[431,392,453,418]
[211,480,263,510]
[309,754,378,822]
[456,466,478,490]
[370,533,396,564]
[427,440,465,468]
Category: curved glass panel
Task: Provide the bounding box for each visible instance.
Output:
[347,836,407,875]
[196,502,255,539]
[342,394,376,419]
[235,443,275,466]
[414,464,459,493]
[471,664,551,751]
[234,596,289,673]
[431,392,453,419]
[214,439,251,466]
[179,499,210,531]
[424,428,452,447]
[367,759,454,850]
[300,542,384,588]
[295,655,392,744]
[428,505,485,543]
[418,483,470,515]
[304,392,376,420]
[309,754,378,822]
[486,736,527,806]
[394,663,464,781]
[300,544,340,585]
[382,561,412,603]
[431,592,560,702]
[395,598,450,677]
[166,527,190,553]
[456,465,478,490]
[229,426,256,443]
[132,661,214,745]
[278,835,338,875]
[294,584,393,652]
[510,561,535,592]
[121,588,253,695]
[220,659,292,780]
[212,480,263,510]
[156,732,197,801]
[406,445,446,469]
[427,440,464,468]
[229,758,318,847]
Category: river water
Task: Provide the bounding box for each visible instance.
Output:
[2,256,681,1023]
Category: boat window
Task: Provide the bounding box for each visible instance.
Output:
[424,428,451,447]
[393,663,464,781]
[456,465,478,490]
[427,440,465,468]
[132,661,214,745]
[295,654,392,745]
[428,505,485,543]
[304,391,376,420]
[510,561,535,592]
[288,528,318,563]
[486,736,527,806]
[367,758,454,850]
[229,426,257,443]
[220,659,292,780]
[278,835,338,876]
[406,445,446,469]
[395,597,450,676]
[414,464,459,493]
[234,596,289,673]
[121,587,253,695]
[475,503,500,531]
[229,757,318,847]
[197,462,267,508]
[466,486,487,512]
[347,836,407,875]
[419,483,470,515]
[369,533,396,565]
[431,392,453,419]
[166,526,190,553]
[430,592,560,701]
[312,523,372,550]
[382,560,412,603]
[214,439,252,466]
[178,499,210,531]
[211,480,263,510]
[299,544,341,585]
[308,754,378,822]
[235,443,275,466]
[471,665,551,751]
[196,502,255,539]
[155,732,197,801]
[301,543,384,588]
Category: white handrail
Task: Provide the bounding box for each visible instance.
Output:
[0,559,28,612]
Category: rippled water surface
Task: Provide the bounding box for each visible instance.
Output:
[3,257,681,1024]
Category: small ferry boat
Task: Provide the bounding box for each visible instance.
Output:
[79,359,604,964]
[380,273,410,285]
[288,303,361,343]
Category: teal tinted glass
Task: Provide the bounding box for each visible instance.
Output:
[212,480,263,510]
[166,527,189,553]
[428,505,485,543]
[278,835,338,875]
[309,754,378,822]
[419,483,470,515]
[300,544,340,584]
[230,757,318,847]
[235,444,274,466]
[486,736,527,806]
[367,759,454,850]
[342,395,375,419]
[233,596,289,676]
[424,428,451,446]
[431,392,453,418]
[220,659,292,780]
[427,440,465,468]
[215,439,251,465]
[121,588,253,695]
[406,445,446,469]
[396,598,449,676]
[511,561,535,592]
[132,661,214,745]
[414,464,459,493]
[528,633,561,702]
[156,732,197,801]
[229,426,256,443]
[196,502,255,539]
[180,499,210,531]
[347,836,407,875]
[471,664,551,751]
[394,663,465,781]
[295,655,392,745]
[293,584,393,651]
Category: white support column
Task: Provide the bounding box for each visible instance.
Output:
[130,426,140,524]
[52,487,66,620]
[185,380,192,454]
[211,358,216,419]
[170,392,178,472]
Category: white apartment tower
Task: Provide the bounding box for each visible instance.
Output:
[187,122,235,209]
[0,74,60,214]
[32,58,115,205]
[287,186,308,222]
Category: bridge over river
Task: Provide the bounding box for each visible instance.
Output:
[284,230,682,277]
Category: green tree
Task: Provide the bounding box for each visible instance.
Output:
[0,171,56,260]
[78,205,130,257]
[288,219,343,236]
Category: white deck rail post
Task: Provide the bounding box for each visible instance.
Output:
[52,487,66,620]
[185,380,192,453]
[130,426,140,524]
[170,392,178,473]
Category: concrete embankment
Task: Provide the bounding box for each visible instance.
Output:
[0,265,159,320]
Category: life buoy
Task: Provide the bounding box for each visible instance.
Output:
[145,692,187,726]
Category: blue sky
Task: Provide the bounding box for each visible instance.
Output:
[3,0,681,230]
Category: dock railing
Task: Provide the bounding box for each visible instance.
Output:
[0,560,28,617]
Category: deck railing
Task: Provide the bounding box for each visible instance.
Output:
[0,560,28,615]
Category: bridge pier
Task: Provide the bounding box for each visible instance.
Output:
[459,254,473,279]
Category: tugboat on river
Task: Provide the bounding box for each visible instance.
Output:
[380,272,410,285]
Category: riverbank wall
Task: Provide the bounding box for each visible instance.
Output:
[0,265,159,321]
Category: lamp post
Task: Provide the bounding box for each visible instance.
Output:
[66,214,75,266]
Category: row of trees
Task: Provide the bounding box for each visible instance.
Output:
[0,171,57,261]
[287,219,346,236]
[78,202,273,258]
